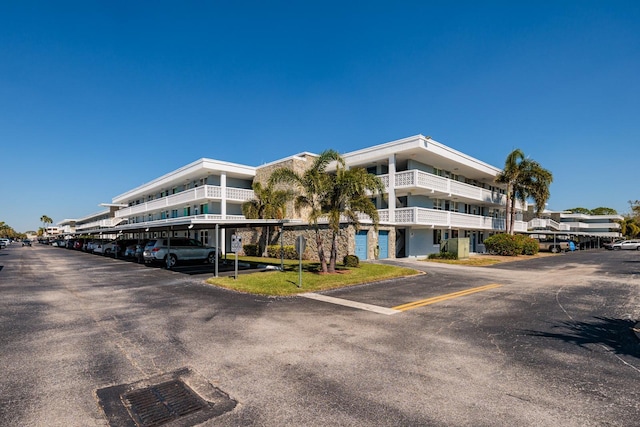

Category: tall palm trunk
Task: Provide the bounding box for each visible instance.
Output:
[315,229,328,273]
[504,185,512,234]
[509,194,517,235]
[329,230,338,273]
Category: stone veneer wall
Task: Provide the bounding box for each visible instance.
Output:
[253,153,318,221]
[234,224,396,261]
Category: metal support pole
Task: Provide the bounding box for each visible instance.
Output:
[215,224,219,277]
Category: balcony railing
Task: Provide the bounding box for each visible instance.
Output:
[353,207,525,232]
[528,218,565,231]
[76,218,125,230]
[124,214,248,227]
[378,170,526,209]
[560,221,621,230]
[115,185,254,218]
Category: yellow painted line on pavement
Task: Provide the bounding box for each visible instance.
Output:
[392,283,503,312]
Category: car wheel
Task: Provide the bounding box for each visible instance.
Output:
[207,252,217,264]
[613,247,620,250]
[104,249,111,256]
[165,254,177,268]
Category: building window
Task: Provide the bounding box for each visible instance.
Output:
[171,209,178,218]
[433,229,442,244]
[184,206,191,216]
[200,203,208,214]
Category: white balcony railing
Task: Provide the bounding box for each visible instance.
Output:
[124,214,249,228]
[76,218,125,230]
[379,170,526,209]
[350,207,524,232]
[560,221,621,231]
[115,185,254,218]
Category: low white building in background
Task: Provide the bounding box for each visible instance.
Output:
[61,135,531,259]
[527,208,623,242]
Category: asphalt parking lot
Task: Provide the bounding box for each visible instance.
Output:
[1,244,640,426]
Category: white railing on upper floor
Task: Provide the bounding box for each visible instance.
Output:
[76,218,126,230]
[115,185,254,218]
[377,170,525,210]
[342,207,525,232]
[124,214,248,228]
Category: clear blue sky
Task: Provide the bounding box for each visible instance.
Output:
[1,1,638,232]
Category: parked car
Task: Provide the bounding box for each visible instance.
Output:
[537,238,571,253]
[603,240,624,250]
[91,240,109,255]
[84,240,105,253]
[22,239,32,246]
[100,239,137,257]
[124,240,148,260]
[73,239,86,250]
[611,240,640,250]
[143,238,219,267]
[0,239,7,249]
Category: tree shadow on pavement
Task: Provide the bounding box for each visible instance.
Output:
[526,316,640,359]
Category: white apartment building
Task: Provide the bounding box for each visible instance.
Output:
[527,209,623,239]
[61,135,526,259]
[339,135,526,258]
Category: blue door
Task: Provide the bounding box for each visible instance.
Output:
[355,231,368,260]
[378,231,389,259]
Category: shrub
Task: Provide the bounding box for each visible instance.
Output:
[484,233,539,256]
[516,234,540,255]
[343,254,360,267]
[428,251,458,260]
[266,245,300,259]
[483,233,521,256]
[243,244,260,256]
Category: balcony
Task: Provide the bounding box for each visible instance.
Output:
[528,218,571,231]
[115,185,254,218]
[379,170,523,208]
[76,218,126,231]
[121,214,248,228]
[355,207,526,232]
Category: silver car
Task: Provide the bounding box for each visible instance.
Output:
[611,240,640,250]
[143,238,219,267]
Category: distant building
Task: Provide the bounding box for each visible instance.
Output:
[525,207,623,241]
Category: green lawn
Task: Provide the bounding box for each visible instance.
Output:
[207,257,421,296]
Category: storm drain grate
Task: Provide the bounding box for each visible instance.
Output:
[123,380,206,427]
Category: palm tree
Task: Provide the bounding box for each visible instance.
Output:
[620,217,640,238]
[40,215,53,237]
[511,158,553,233]
[269,149,343,273]
[496,151,552,234]
[242,181,293,256]
[270,149,385,273]
[323,164,385,272]
[495,149,525,234]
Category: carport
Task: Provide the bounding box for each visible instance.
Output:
[91,217,301,276]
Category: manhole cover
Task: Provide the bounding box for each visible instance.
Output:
[123,380,206,427]
[97,368,237,427]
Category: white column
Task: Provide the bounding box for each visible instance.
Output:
[220,172,227,250]
[221,172,227,219]
[388,154,396,223]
